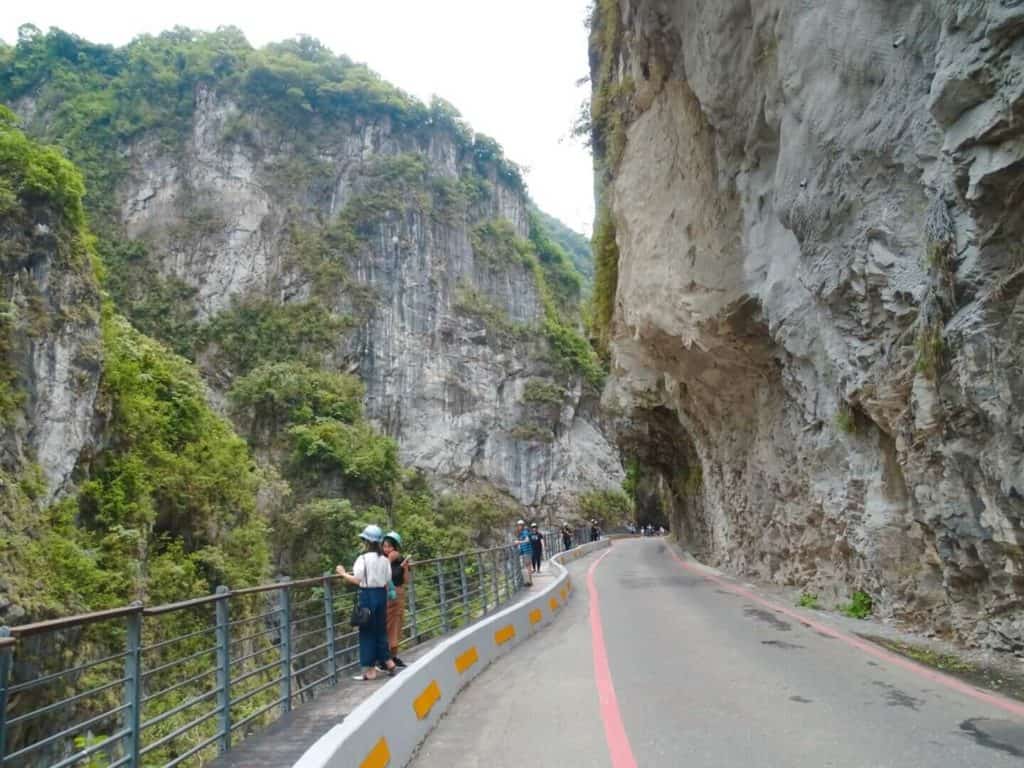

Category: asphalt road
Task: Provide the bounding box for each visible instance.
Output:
[409,538,1024,768]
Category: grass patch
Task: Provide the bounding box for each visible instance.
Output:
[872,637,973,673]
[841,590,873,619]
[797,592,819,609]
[453,284,530,343]
[835,404,857,434]
[915,321,944,380]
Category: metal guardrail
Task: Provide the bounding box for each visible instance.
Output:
[0,528,590,767]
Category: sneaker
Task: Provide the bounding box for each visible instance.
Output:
[376,662,388,672]
[393,657,407,668]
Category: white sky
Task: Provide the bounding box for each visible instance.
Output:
[0,0,596,235]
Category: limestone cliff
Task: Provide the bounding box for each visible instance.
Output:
[119,91,621,513]
[2,29,623,521]
[0,108,101,503]
[592,1,1024,649]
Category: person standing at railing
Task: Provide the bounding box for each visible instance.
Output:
[382,531,409,669]
[516,519,533,586]
[335,525,398,681]
[528,523,543,574]
[561,522,573,551]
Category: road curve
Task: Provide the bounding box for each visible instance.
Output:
[409,538,1024,767]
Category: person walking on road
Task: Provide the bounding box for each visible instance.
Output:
[528,523,543,573]
[382,531,409,668]
[516,519,533,586]
[336,525,397,681]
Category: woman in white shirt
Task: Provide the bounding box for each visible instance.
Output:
[336,524,398,680]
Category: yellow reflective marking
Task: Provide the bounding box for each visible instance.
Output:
[360,737,391,768]
[549,596,559,611]
[413,680,441,720]
[455,646,479,674]
[529,608,543,625]
[494,624,516,645]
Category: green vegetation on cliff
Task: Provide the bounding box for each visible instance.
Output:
[1,120,272,615]
[585,0,629,354]
[530,206,594,285]
[76,309,271,599]
[591,205,619,354]
[0,25,526,223]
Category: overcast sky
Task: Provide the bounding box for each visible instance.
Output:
[0,0,596,234]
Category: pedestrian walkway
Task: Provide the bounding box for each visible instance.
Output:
[208,570,539,768]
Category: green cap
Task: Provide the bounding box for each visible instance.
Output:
[384,530,402,547]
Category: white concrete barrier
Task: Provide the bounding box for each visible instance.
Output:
[293,539,611,768]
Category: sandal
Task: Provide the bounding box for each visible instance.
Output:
[353,673,379,681]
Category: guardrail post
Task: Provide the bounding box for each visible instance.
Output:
[407,566,418,642]
[0,627,11,762]
[124,604,143,768]
[437,561,449,634]
[503,547,512,600]
[278,579,292,715]
[214,586,232,754]
[511,546,519,595]
[458,554,469,625]
[477,552,487,615]
[322,575,338,685]
[491,550,500,606]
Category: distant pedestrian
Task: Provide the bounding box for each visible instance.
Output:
[516,519,533,585]
[382,531,409,668]
[529,523,543,573]
[561,522,573,551]
[335,525,397,681]
[590,519,600,542]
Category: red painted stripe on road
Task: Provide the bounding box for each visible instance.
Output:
[667,547,1024,720]
[588,547,639,768]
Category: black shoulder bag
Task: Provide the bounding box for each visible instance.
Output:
[349,555,372,627]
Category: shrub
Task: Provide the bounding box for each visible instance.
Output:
[523,379,566,407]
[289,419,399,488]
[842,590,873,619]
[201,299,350,374]
[229,361,364,427]
[471,219,533,267]
[797,592,819,609]
[508,423,555,443]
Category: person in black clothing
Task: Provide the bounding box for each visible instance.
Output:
[590,519,600,542]
[561,523,573,551]
[528,523,543,573]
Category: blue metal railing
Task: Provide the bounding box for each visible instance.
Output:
[0,536,572,768]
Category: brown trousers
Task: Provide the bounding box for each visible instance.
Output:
[386,585,406,654]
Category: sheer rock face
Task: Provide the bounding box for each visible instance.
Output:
[600,0,1024,648]
[1,204,102,503]
[111,86,622,513]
